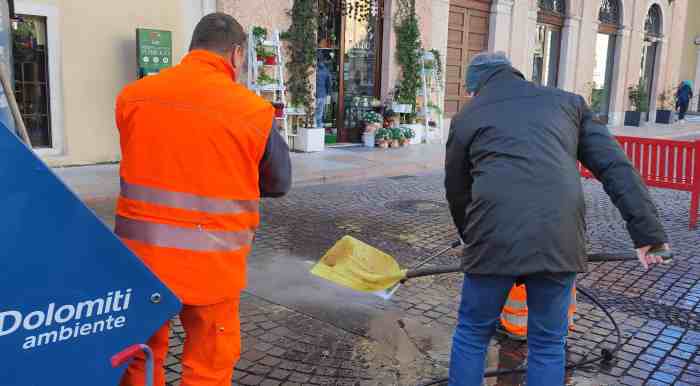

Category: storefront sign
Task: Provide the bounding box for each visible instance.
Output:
[137,28,172,78]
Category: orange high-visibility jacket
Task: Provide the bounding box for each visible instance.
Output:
[115,50,279,305]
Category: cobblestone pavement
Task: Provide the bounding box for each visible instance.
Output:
[84,171,700,385]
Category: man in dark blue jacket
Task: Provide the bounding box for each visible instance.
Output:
[445,52,669,386]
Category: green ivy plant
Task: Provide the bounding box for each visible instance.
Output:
[394,0,422,110]
[283,0,318,126]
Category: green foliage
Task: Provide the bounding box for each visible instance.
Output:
[628,79,649,113]
[394,0,422,109]
[283,0,318,125]
[252,26,268,43]
[401,127,416,139]
[375,127,391,141]
[389,127,405,140]
[591,89,607,113]
[361,111,383,124]
[429,49,443,85]
[257,72,275,85]
[256,46,275,58]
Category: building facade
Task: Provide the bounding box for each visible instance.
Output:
[18,0,695,166]
[679,0,700,112]
[12,0,215,167]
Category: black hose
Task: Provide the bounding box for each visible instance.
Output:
[415,285,622,386]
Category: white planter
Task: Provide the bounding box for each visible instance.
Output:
[403,124,425,145]
[294,128,324,152]
[362,133,375,148]
[391,103,413,114]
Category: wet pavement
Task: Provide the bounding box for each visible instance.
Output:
[80,168,700,385]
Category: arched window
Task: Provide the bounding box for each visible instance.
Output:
[644,4,662,38]
[639,4,663,120]
[538,0,565,16]
[592,0,621,122]
[532,0,566,87]
[598,0,621,29]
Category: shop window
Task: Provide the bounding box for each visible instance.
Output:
[592,0,621,123]
[532,0,565,88]
[12,14,52,149]
[639,4,662,121]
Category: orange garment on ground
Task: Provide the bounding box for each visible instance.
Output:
[115,50,274,386]
[500,283,577,338]
[120,299,240,386]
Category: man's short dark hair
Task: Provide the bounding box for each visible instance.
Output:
[189,13,247,54]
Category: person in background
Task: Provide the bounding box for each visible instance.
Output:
[445,51,669,386]
[676,80,694,123]
[315,55,332,128]
[116,13,291,386]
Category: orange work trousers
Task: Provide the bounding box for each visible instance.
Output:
[500,283,577,338]
[119,297,241,386]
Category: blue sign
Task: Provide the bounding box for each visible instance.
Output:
[0,123,181,385]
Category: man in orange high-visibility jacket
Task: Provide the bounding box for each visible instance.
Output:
[116,13,291,386]
[499,284,577,341]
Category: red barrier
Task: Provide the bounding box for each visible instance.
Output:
[579,136,700,229]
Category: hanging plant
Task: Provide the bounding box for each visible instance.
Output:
[394,0,422,109]
[340,0,378,22]
[283,0,318,126]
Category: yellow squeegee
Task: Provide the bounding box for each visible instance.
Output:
[311,236,462,296]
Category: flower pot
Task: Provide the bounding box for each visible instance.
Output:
[624,111,642,127]
[362,133,375,148]
[400,139,409,147]
[390,139,400,148]
[378,140,389,149]
[264,56,277,65]
[655,110,672,124]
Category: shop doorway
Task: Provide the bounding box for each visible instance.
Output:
[444,0,491,117]
[316,0,384,144]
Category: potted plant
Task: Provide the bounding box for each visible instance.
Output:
[394,0,422,115]
[625,79,648,127]
[256,46,277,65]
[389,127,404,148]
[252,26,268,45]
[257,72,275,86]
[656,88,675,124]
[375,128,390,148]
[401,127,416,146]
[12,18,37,62]
[283,0,322,152]
[361,111,382,148]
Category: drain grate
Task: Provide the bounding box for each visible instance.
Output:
[579,286,700,330]
[387,174,418,181]
[385,199,448,215]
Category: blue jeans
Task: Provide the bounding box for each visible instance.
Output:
[315,97,326,128]
[449,273,576,386]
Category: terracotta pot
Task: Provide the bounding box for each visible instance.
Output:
[378,141,389,149]
[400,139,409,146]
[391,139,400,148]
